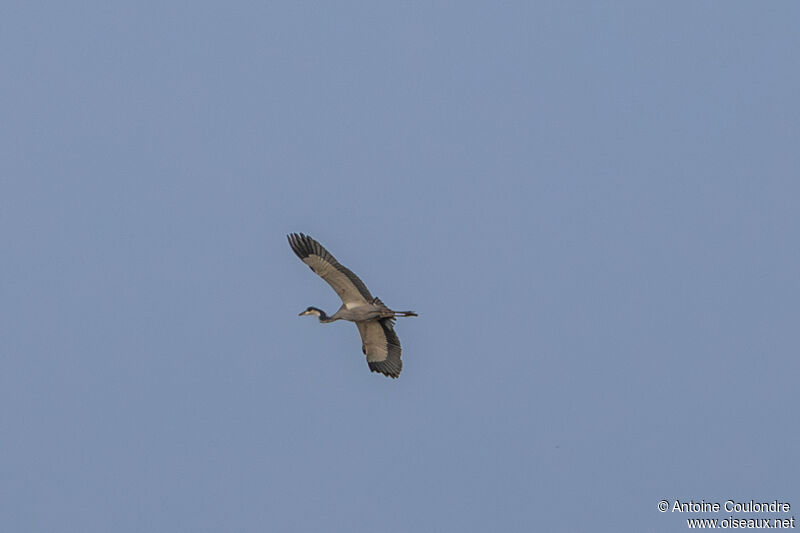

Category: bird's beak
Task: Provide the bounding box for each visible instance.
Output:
[299,310,310,316]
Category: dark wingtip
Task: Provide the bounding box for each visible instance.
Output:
[368,362,401,378]
[288,232,315,260]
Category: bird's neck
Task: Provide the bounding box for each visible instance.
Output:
[315,309,332,322]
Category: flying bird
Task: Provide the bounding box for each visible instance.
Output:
[287,233,417,378]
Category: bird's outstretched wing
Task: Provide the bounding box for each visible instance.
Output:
[287,233,373,305]
[356,318,402,378]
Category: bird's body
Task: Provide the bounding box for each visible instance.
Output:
[288,233,417,378]
[300,300,412,323]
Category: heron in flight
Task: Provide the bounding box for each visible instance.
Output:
[288,233,417,378]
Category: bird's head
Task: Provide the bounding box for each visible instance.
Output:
[298,306,323,318]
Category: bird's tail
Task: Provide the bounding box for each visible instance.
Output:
[372,297,417,318]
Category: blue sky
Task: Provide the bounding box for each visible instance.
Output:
[2,2,798,532]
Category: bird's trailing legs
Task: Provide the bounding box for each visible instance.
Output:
[372,297,417,318]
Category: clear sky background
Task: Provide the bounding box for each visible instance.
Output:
[2,2,798,532]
